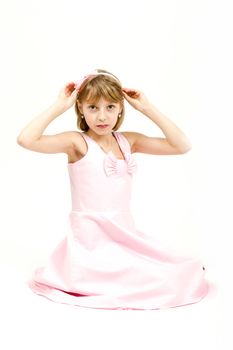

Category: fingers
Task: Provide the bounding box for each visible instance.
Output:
[122,87,140,98]
[66,82,76,92]
[63,82,77,97]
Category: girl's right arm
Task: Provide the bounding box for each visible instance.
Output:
[17,83,80,154]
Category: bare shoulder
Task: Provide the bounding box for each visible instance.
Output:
[52,130,86,149]
[44,130,86,155]
[120,131,145,153]
[67,130,85,146]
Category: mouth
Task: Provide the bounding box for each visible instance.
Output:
[96,124,109,129]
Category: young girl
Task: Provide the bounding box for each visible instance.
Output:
[17,68,210,310]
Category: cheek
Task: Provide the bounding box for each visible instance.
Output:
[110,112,119,121]
[83,109,94,118]
[84,115,94,124]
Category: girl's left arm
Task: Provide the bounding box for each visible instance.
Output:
[122,88,192,155]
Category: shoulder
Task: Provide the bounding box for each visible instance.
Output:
[65,131,88,160]
[66,130,85,143]
[58,130,86,150]
[119,131,146,153]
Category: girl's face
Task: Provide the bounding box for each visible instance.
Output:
[78,97,122,135]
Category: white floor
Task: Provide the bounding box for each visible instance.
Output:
[0,264,226,350]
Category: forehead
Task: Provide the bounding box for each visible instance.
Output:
[84,97,119,105]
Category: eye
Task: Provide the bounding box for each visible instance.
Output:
[88,105,96,110]
[107,104,116,110]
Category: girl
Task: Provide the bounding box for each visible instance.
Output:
[17,68,209,310]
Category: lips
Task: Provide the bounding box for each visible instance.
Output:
[96,124,109,128]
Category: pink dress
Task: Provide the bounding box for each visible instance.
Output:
[29,131,210,310]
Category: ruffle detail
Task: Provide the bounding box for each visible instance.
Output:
[104,152,137,177]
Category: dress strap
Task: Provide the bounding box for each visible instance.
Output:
[113,132,132,154]
[81,132,91,144]
[80,132,97,150]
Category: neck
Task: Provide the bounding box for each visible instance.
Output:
[86,130,115,148]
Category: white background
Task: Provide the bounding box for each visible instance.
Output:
[0,0,232,349]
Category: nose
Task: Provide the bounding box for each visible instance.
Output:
[97,108,106,121]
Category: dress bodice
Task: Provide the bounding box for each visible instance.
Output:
[67,132,137,212]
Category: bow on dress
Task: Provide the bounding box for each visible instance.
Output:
[104,152,137,177]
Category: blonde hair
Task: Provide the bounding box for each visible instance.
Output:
[75,69,125,132]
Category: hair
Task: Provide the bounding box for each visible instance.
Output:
[75,69,125,132]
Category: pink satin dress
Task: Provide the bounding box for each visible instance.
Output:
[29,131,210,310]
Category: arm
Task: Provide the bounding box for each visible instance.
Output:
[122,88,192,155]
[17,83,79,154]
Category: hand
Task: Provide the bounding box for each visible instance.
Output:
[122,87,151,112]
[56,82,78,111]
